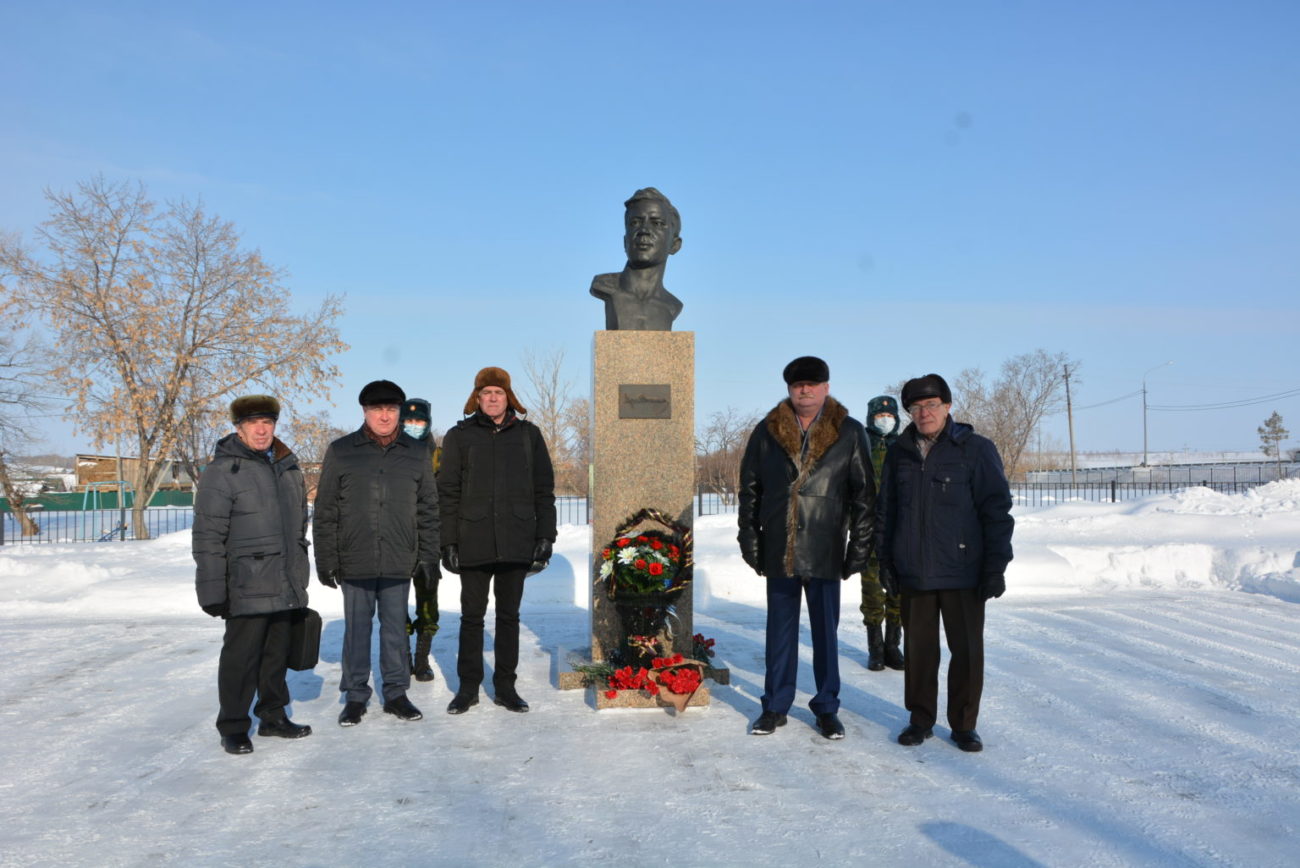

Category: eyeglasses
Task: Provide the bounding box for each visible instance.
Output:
[908,400,946,415]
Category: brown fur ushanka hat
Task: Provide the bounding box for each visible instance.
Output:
[462,366,527,416]
[229,394,281,424]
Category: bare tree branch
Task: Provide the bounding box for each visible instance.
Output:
[0,176,348,537]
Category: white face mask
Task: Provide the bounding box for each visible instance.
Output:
[403,423,427,440]
[872,414,896,435]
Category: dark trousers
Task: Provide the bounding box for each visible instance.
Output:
[340,577,412,704]
[216,610,293,736]
[456,565,526,695]
[762,576,841,716]
[902,587,985,731]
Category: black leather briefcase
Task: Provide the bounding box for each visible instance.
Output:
[287,607,322,671]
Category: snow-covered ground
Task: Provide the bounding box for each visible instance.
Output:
[2,482,1299,867]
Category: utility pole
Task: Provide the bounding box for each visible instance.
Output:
[1141,361,1173,467]
[1064,364,1077,484]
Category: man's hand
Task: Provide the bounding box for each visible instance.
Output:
[440,545,460,575]
[318,569,339,589]
[201,602,229,619]
[742,552,764,577]
[527,539,553,576]
[413,561,440,592]
[979,573,1005,601]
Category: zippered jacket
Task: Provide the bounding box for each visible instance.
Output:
[193,433,310,616]
[437,412,556,569]
[312,428,440,581]
[877,417,1014,592]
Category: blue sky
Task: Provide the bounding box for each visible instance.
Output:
[3,0,1297,458]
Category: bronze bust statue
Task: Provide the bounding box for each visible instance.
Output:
[590,187,683,330]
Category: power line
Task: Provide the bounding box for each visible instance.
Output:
[1046,389,1143,415]
[1149,387,1300,412]
[1074,389,1144,411]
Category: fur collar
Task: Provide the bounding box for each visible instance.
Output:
[764,396,848,466]
[764,396,848,576]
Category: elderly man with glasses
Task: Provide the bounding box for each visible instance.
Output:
[876,373,1014,752]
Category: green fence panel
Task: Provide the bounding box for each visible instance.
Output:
[1,490,194,513]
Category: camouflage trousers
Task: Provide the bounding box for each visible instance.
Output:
[860,558,901,628]
[407,580,440,638]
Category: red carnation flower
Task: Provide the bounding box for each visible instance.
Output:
[634,558,647,570]
[648,562,664,576]
[650,539,663,550]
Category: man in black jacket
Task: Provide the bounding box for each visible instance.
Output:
[738,356,874,740]
[877,374,1014,752]
[438,366,556,715]
[313,380,440,727]
[193,395,312,755]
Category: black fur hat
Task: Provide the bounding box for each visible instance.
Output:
[901,374,952,409]
[229,394,280,424]
[782,356,830,385]
[358,379,405,406]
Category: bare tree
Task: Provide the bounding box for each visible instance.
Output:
[559,396,592,495]
[520,348,593,495]
[696,407,760,505]
[174,399,227,489]
[0,177,347,538]
[279,409,349,500]
[1258,411,1289,478]
[520,348,570,453]
[949,350,1076,479]
[0,281,47,536]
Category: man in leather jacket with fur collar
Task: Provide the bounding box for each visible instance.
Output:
[738,356,874,740]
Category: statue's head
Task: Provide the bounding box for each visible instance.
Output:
[623,187,682,268]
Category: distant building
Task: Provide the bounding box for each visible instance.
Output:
[75,454,196,492]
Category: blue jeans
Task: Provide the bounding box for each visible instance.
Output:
[339,577,411,704]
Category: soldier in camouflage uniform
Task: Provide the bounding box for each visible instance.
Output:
[861,395,904,671]
[401,399,441,682]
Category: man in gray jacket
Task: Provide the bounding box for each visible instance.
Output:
[313,380,440,727]
[194,394,312,755]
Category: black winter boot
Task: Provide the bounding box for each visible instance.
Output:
[866,624,885,671]
[883,623,905,670]
[412,633,435,683]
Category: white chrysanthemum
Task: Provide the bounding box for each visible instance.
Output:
[599,560,613,579]
[616,546,638,564]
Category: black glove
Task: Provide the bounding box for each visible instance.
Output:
[879,564,900,597]
[201,602,229,619]
[741,551,764,577]
[979,573,1006,601]
[441,544,460,575]
[319,569,339,589]
[528,538,553,576]
[413,561,440,591]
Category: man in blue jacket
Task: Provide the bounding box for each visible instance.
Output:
[877,374,1014,752]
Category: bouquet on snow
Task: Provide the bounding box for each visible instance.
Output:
[597,507,693,600]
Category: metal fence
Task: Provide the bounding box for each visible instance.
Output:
[1028,463,1297,484]
[1,507,196,545]
[1010,480,1268,508]
[555,492,742,523]
[7,480,1272,544]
